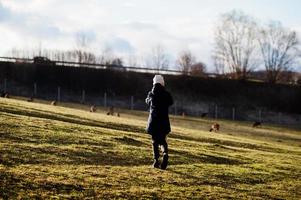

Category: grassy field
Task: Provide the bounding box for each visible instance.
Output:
[0,97,300,199]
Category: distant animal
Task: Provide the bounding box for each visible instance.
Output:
[27,96,34,102]
[201,112,208,118]
[51,101,57,106]
[107,106,115,115]
[117,112,120,117]
[90,105,96,112]
[253,121,262,128]
[209,123,220,132]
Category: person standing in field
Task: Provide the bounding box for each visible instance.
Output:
[145,75,173,169]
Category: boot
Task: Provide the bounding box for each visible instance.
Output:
[161,155,168,170]
[152,159,160,168]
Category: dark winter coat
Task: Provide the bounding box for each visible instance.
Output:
[145,83,173,136]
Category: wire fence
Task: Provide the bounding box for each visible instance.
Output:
[1,78,301,128]
[0,56,218,77]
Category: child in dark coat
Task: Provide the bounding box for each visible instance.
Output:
[145,75,173,169]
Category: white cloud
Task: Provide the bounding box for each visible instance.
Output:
[0,0,301,71]
[0,0,218,69]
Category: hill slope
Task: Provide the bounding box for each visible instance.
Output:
[0,98,300,199]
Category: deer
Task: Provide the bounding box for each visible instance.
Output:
[209,123,220,132]
[90,105,96,112]
[252,121,262,128]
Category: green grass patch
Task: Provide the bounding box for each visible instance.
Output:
[0,98,300,199]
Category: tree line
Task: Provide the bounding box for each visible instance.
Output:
[6,10,301,83]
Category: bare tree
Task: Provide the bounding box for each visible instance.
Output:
[190,62,207,77]
[127,54,138,67]
[75,33,96,64]
[176,50,196,75]
[98,47,114,65]
[213,10,259,79]
[212,55,226,76]
[111,57,123,66]
[10,47,20,58]
[64,50,78,62]
[148,44,169,70]
[75,33,88,63]
[258,22,300,83]
[277,70,295,84]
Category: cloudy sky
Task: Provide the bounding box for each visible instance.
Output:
[0,0,300,71]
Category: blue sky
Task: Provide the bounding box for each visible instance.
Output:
[0,0,300,71]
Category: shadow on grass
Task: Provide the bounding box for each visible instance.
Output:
[170,133,292,154]
[0,168,160,200]
[0,169,85,199]
[0,131,113,147]
[0,144,150,167]
[169,149,246,165]
[0,106,145,134]
[168,168,266,190]
[114,136,145,147]
[1,141,245,168]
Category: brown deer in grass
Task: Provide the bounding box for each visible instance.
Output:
[252,121,262,128]
[209,123,220,132]
[27,96,34,102]
[107,106,114,115]
[90,105,96,112]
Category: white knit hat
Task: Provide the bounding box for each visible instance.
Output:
[153,75,165,86]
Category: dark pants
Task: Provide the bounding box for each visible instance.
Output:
[152,134,168,160]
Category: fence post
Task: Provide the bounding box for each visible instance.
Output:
[104,92,107,107]
[57,86,61,102]
[215,105,218,119]
[174,102,177,115]
[130,96,134,110]
[34,83,37,97]
[4,78,7,93]
[278,112,281,124]
[232,107,235,120]
[81,90,85,104]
